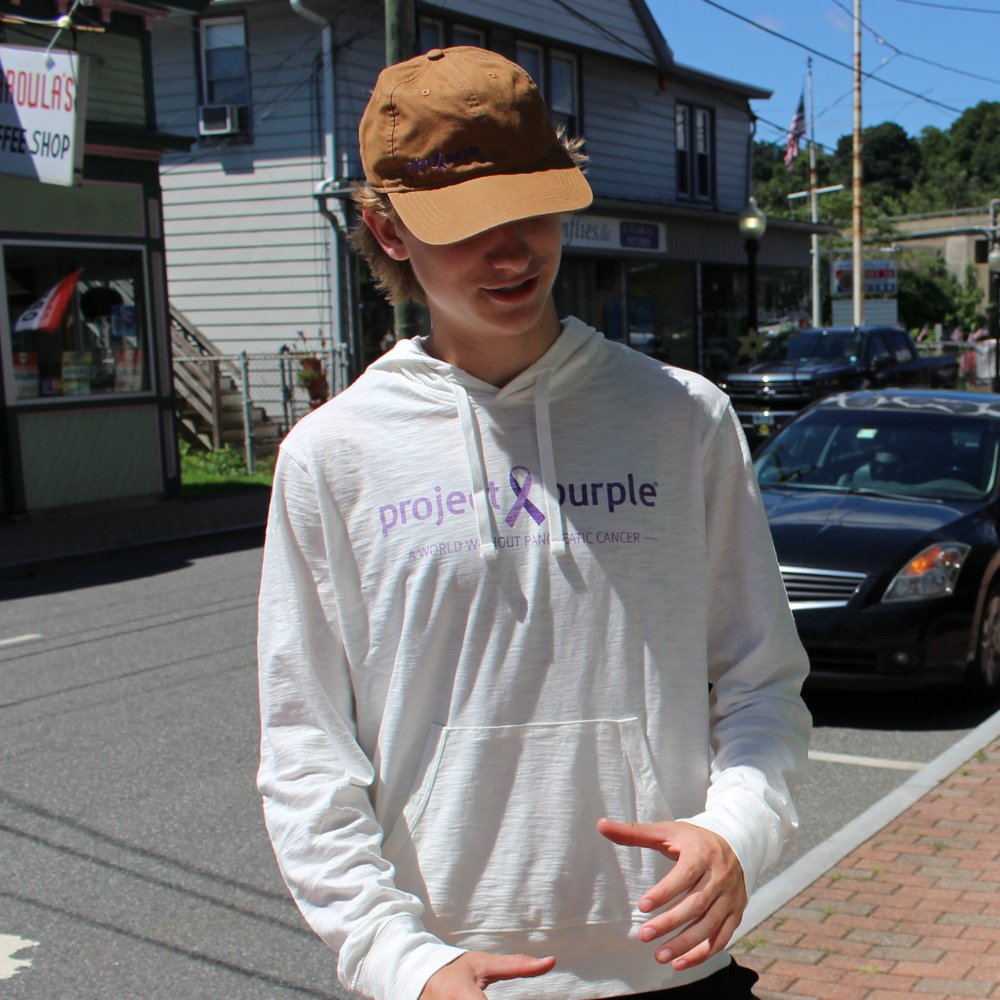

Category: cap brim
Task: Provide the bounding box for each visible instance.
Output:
[387,165,593,245]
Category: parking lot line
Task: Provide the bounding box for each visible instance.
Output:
[0,634,43,649]
[808,749,925,770]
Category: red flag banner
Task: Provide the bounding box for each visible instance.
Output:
[13,270,82,334]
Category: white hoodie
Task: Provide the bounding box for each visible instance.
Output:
[257,318,810,1000]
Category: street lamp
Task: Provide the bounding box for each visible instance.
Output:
[990,242,1000,393]
[739,197,768,336]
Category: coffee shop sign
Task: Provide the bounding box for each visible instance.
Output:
[562,214,668,254]
[0,43,89,187]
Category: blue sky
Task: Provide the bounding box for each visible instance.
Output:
[646,0,1000,153]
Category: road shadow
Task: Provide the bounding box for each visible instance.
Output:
[804,684,1000,732]
[0,528,264,601]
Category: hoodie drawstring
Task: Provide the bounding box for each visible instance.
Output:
[533,370,566,556]
[451,382,498,562]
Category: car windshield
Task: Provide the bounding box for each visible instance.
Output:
[754,407,1000,501]
[756,329,863,364]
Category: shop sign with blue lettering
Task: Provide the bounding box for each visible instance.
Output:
[562,214,668,254]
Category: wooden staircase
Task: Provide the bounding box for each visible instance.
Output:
[170,307,284,457]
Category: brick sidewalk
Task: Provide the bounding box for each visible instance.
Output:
[731,739,1000,1000]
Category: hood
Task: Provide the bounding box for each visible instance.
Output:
[728,360,856,380]
[368,315,604,403]
[367,317,606,561]
[761,487,976,575]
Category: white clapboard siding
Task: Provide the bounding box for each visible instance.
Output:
[153,1,332,355]
[715,100,752,214]
[430,0,657,65]
[333,23,384,179]
[579,53,672,205]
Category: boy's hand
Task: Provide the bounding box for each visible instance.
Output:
[419,952,555,1000]
[597,818,746,971]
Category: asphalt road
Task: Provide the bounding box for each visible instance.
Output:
[0,541,996,997]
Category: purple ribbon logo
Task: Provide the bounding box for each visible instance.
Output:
[505,466,546,528]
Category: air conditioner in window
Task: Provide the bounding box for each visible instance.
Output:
[198,105,248,137]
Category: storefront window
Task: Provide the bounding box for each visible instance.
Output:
[4,244,149,400]
[555,258,697,370]
[554,257,624,342]
[701,265,811,380]
[626,261,696,369]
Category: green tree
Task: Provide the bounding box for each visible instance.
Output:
[896,253,986,332]
[832,122,920,216]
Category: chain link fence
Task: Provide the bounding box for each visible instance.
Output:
[173,346,350,472]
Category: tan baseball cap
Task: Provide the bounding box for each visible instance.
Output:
[359,46,593,245]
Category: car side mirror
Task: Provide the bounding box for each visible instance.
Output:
[872,354,892,371]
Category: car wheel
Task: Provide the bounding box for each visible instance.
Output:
[966,586,1000,699]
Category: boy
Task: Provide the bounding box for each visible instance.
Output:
[257,45,810,1000]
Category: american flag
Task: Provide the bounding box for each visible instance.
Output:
[784,93,807,170]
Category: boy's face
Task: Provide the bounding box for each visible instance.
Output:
[365,211,563,338]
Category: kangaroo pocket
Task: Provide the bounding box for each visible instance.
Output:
[382,718,673,936]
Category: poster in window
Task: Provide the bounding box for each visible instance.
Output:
[111,304,137,345]
[13,352,38,399]
[62,351,91,395]
[114,348,143,392]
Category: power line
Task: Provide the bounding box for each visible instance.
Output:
[828,0,1000,86]
[696,0,962,115]
[543,0,655,63]
[885,0,1000,12]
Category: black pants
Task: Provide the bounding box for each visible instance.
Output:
[600,960,759,1000]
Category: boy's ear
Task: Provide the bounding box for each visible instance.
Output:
[363,210,410,261]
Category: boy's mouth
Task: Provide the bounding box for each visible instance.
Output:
[482,274,540,303]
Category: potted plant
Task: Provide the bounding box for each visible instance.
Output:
[297,357,329,408]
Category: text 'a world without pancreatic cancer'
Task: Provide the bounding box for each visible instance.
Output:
[377,466,658,538]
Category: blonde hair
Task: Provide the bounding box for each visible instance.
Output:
[350,133,588,307]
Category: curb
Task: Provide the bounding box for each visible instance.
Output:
[731,701,1000,943]
[0,522,267,581]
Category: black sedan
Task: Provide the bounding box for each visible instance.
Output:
[753,389,1000,696]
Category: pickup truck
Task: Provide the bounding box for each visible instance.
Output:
[718,326,958,441]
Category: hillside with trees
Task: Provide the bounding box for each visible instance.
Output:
[753,102,1000,331]
[754,101,1000,223]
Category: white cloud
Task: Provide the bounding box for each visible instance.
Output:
[826,7,852,30]
[754,13,784,30]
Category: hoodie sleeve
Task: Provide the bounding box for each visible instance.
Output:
[257,448,464,1000]
[677,403,812,895]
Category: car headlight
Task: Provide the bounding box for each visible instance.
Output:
[882,543,971,602]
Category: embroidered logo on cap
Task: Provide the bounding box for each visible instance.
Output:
[405,145,480,174]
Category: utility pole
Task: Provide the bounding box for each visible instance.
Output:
[386,0,420,342]
[852,0,864,327]
[808,58,821,328]
[385,0,415,65]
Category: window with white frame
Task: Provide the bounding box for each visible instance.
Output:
[515,41,543,92]
[676,102,714,201]
[419,17,444,53]
[452,24,484,47]
[515,42,580,137]
[200,17,249,106]
[548,50,577,135]
[419,19,485,52]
